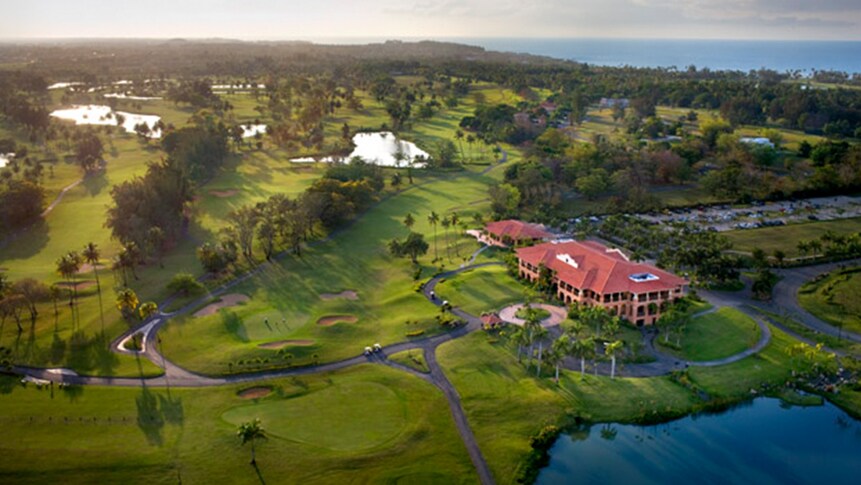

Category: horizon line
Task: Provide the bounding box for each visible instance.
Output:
[2,35,861,43]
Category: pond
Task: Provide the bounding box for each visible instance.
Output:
[103,93,163,101]
[0,153,13,168]
[240,124,267,138]
[538,397,861,484]
[50,105,162,138]
[291,132,429,167]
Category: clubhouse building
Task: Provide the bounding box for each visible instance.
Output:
[516,240,688,326]
[483,219,553,247]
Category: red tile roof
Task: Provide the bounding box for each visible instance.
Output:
[516,240,687,295]
[485,220,552,241]
[480,313,504,326]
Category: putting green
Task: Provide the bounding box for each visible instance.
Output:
[222,381,406,451]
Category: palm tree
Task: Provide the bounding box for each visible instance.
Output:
[120,242,141,281]
[454,129,465,162]
[115,288,140,320]
[522,307,543,370]
[403,213,415,231]
[427,212,440,262]
[82,242,101,292]
[82,242,104,327]
[56,251,82,306]
[237,419,267,465]
[534,325,549,377]
[449,211,461,257]
[138,301,158,321]
[572,337,595,378]
[510,324,529,363]
[605,340,624,379]
[550,335,571,383]
[441,216,451,262]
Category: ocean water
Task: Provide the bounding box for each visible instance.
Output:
[312,37,861,74]
[455,38,861,74]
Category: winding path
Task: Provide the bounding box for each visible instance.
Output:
[14,252,811,485]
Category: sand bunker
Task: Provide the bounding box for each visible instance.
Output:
[77,263,106,274]
[238,387,272,399]
[317,315,358,326]
[193,294,250,317]
[209,189,239,198]
[319,290,359,301]
[258,339,315,349]
[55,280,97,290]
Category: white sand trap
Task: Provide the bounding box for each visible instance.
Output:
[194,294,250,317]
[240,124,267,138]
[319,290,359,301]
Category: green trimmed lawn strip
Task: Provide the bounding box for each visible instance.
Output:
[658,307,761,361]
[388,350,430,373]
[435,265,526,316]
[0,364,475,484]
[798,267,861,335]
[724,218,861,258]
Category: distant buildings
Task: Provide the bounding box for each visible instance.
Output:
[483,219,553,247]
[739,137,775,148]
[599,98,630,109]
[516,240,688,326]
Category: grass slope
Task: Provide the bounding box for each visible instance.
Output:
[0,365,475,484]
[658,307,762,361]
[798,267,861,335]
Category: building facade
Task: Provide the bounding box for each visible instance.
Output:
[516,240,688,326]
[483,220,553,247]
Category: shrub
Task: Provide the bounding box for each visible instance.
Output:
[167,272,205,296]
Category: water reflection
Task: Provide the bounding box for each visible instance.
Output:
[539,398,861,484]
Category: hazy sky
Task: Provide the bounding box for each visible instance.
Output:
[4,0,861,41]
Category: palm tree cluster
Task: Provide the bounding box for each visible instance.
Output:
[511,303,626,381]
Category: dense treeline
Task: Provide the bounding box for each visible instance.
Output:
[203,159,385,271]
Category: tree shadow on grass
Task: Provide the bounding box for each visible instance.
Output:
[136,383,165,446]
[93,331,119,376]
[0,219,49,261]
[221,310,249,342]
[82,172,108,197]
[252,463,267,485]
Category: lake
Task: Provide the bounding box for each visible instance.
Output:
[538,397,861,484]
[0,153,13,169]
[49,105,162,138]
[240,124,267,138]
[291,132,429,167]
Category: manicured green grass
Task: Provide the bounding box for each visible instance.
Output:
[724,217,861,258]
[657,308,761,361]
[436,332,700,484]
[0,364,476,484]
[388,349,430,373]
[159,171,495,374]
[436,320,824,484]
[435,265,526,315]
[798,267,861,335]
[686,323,797,399]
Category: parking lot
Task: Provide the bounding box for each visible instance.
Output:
[636,195,861,232]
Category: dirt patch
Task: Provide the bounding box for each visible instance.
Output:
[77,263,106,274]
[319,290,359,301]
[193,293,250,317]
[238,387,272,399]
[258,339,315,349]
[54,280,97,291]
[209,189,239,198]
[317,314,358,326]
